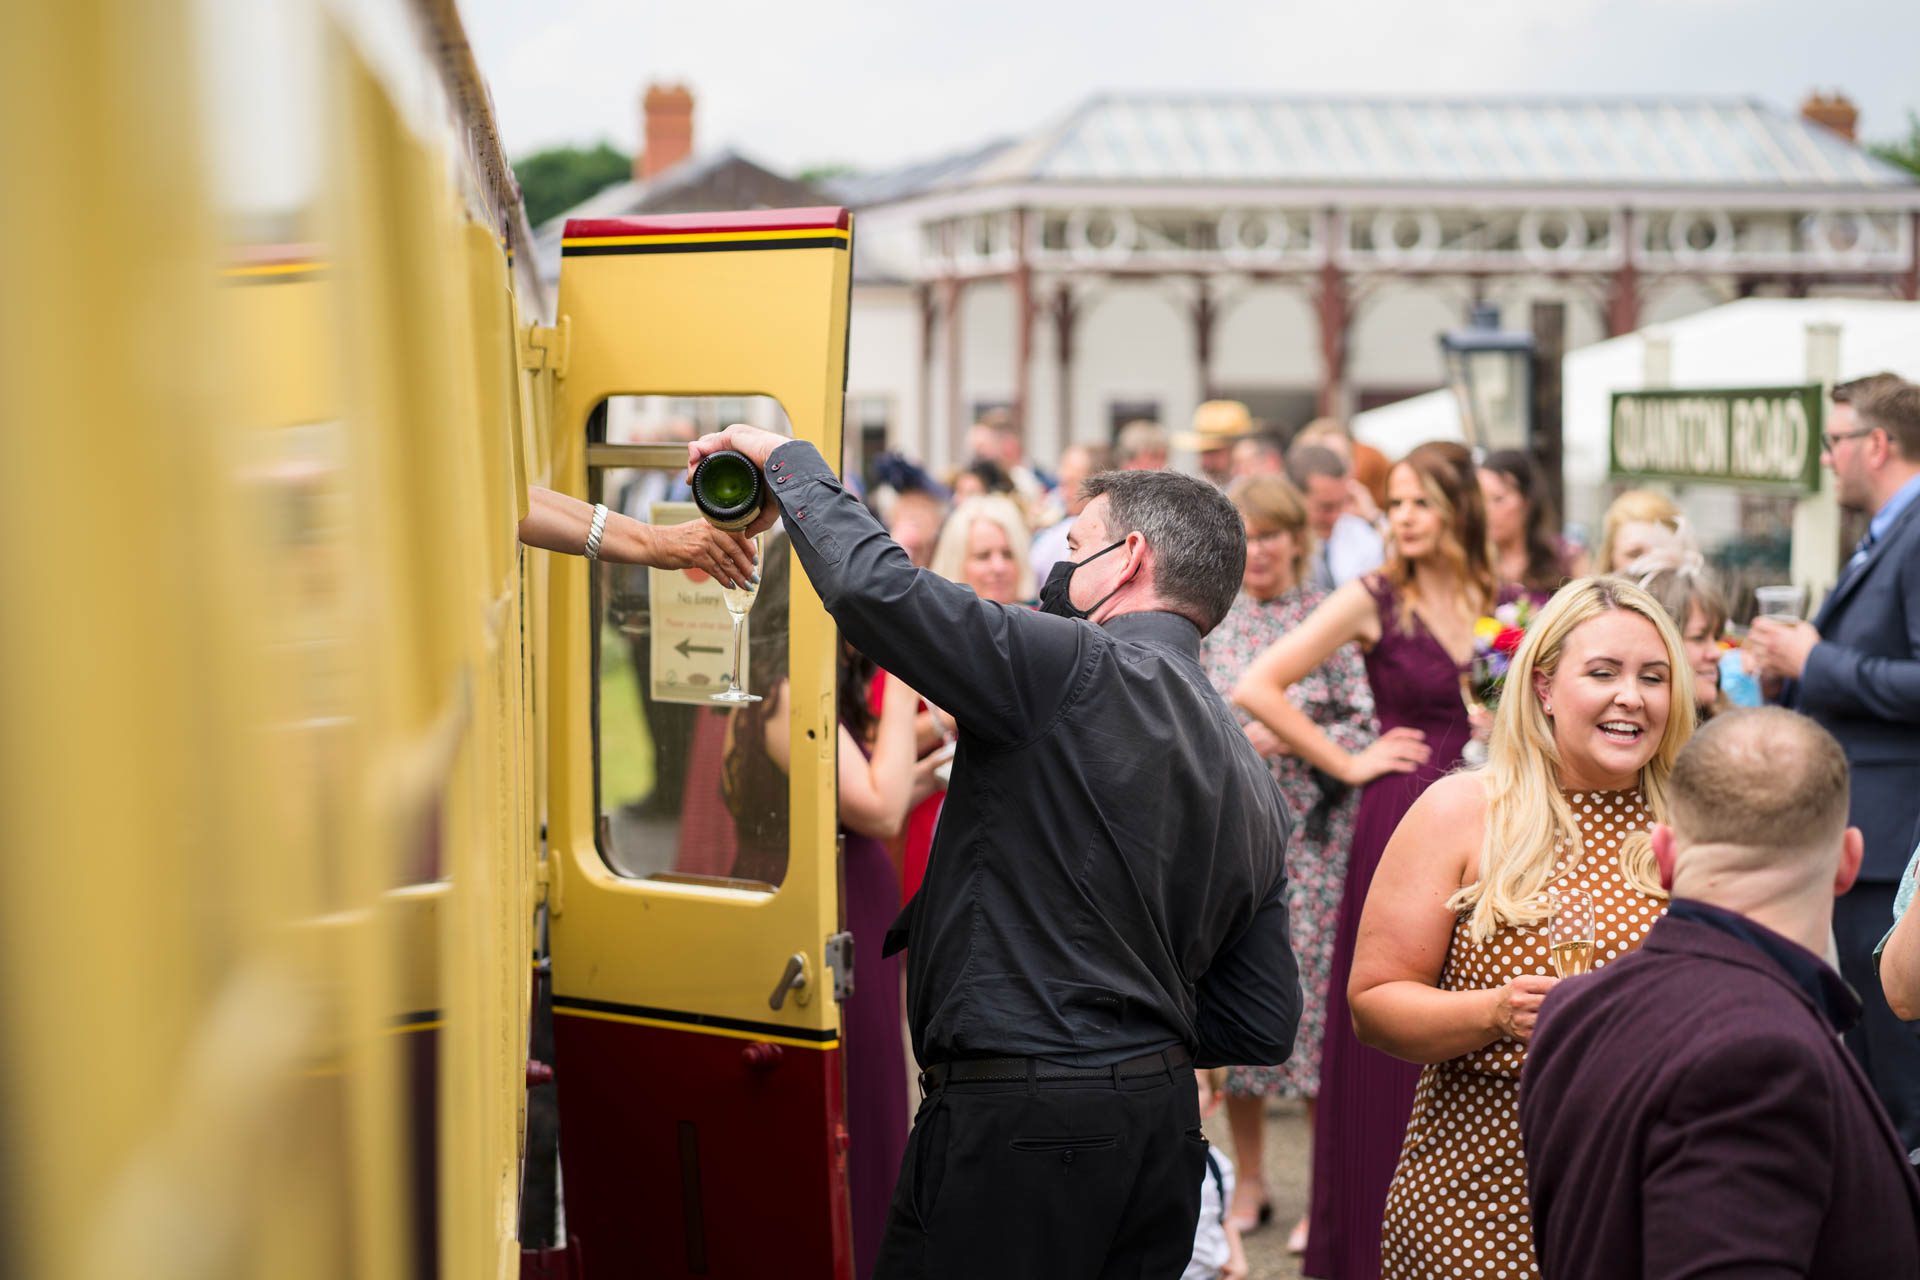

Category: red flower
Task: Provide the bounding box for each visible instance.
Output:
[1493,626,1526,656]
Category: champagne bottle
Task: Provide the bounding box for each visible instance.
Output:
[691,450,765,532]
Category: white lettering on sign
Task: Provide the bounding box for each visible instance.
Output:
[1613,389,1816,488]
[1613,396,1728,475]
[1729,396,1809,482]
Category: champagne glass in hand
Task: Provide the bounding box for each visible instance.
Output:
[1459,673,1490,766]
[712,534,763,704]
[1548,887,1596,977]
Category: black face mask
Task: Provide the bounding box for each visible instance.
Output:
[1038,539,1128,620]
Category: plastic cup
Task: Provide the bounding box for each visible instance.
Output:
[1754,584,1806,622]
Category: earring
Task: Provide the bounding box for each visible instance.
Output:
[1543,702,1553,715]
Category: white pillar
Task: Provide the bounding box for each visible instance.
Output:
[1791,322,1842,605]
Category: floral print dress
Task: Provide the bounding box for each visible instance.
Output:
[1201,586,1377,1098]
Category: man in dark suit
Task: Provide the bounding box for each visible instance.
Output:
[1746,372,1920,1149]
[1521,709,1920,1278]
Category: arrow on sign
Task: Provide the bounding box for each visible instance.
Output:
[675,637,724,659]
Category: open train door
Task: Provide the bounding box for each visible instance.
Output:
[543,209,855,1277]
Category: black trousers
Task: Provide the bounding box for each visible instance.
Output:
[873,1064,1206,1280]
[1837,881,1920,1157]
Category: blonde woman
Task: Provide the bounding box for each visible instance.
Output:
[1350,577,1698,1280]
[1596,488,1684,575]
[930,495,1036,604]
[1234,441,1509,1277]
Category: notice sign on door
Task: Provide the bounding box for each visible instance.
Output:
[648,502,742,706]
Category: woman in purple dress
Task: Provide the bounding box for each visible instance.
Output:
[725,539,933,1278]
[1235,442,1508,1279]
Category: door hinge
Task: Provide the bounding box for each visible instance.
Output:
[519,315,571,379]
[824,931,855,1004]
[534,851,561,916]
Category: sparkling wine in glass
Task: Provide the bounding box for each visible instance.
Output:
[711,535,762,705]
[1548,887,1596,978]
[1459,673,1489,767]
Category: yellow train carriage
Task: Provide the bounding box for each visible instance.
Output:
[0,1,854,1277]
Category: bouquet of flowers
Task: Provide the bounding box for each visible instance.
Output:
[1465,599,1534,711]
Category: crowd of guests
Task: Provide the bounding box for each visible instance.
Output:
[519,353,1919,1277]
[548,376,1916,1278]
[813,372,1920,1279]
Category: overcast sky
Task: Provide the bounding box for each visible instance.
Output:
[460,0,1920,174]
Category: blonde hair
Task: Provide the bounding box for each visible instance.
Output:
[930,496,1035,601]
[1597,489,1681,574]
[1228,473,1313,584]
[1447,576,1698,943]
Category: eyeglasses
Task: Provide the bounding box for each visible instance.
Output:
[1822,426,1881,451]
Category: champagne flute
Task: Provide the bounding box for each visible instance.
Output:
[1459,673,1489,767]
[711,534,762,705]
[1547,887,1596,978]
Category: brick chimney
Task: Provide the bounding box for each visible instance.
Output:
[639,83,694,181]
[1799,91,1858,142]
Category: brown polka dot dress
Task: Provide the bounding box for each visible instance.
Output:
[1379,789,1666,1279]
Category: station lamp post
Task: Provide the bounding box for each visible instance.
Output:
[1440,302,1537,454]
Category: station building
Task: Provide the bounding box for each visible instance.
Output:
[836,92,1920,468]
[535,88,1920,472]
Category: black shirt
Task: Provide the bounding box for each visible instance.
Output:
[769,440,1299,1069]
[1666,898,1860,1033]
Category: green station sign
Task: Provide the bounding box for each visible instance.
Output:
[1609,384,1825,493]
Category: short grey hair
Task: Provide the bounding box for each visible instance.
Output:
[1286,442,1348,487]
[1080,470,1245,633]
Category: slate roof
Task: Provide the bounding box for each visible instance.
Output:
[835,94,1917,204]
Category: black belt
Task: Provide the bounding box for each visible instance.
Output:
[918,1044,1191,1092]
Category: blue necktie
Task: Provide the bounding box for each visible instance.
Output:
[1844,528,1877,579]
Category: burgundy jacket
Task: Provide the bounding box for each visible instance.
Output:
[1520,908,1920,1279]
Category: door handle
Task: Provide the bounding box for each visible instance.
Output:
[768,952,811,1010]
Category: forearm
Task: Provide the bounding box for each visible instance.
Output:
[1235,684,1357,781]
[772,441,1075,743]
[1882,896,1920,1021]
[868,698,921,827]
[1350,980,1501,1064]
[518,487,661,565]
[1799,642,1920,720]
[1193,894,1300,1068]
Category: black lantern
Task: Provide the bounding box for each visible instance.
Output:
[1440,303,1536,453]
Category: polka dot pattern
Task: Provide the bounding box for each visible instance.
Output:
[1379,788,1666,1279]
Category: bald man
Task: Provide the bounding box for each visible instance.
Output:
[1521,708,1920,1279]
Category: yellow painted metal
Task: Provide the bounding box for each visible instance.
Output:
[547,230,851,1045]
[0,1,553,1277]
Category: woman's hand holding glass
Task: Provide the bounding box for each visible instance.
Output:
[1487,974,1559,1042]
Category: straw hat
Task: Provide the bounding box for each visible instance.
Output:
[1175,399,1253,453]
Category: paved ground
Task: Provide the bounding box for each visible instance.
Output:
[1202,1098,1312,1280]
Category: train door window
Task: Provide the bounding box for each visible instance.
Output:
[589,395,798,890]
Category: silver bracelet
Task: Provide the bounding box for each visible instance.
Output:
[584,502,609,560]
